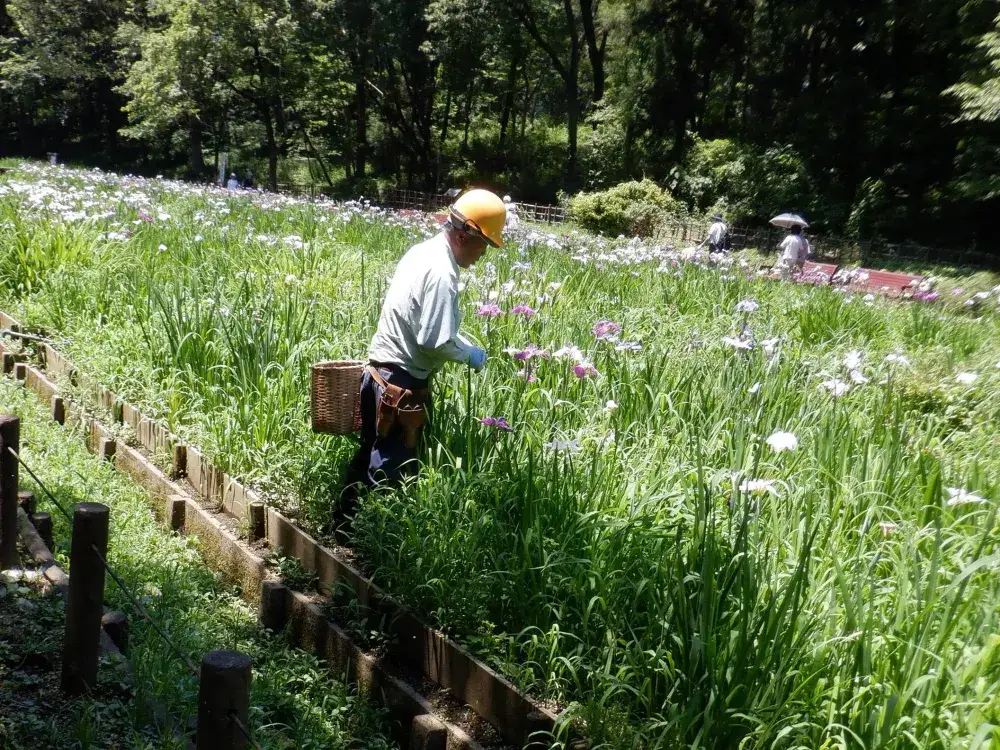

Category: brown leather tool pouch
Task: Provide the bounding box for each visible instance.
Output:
[396,402,427,449]
[369,366,428,444]
[376,382,405,438]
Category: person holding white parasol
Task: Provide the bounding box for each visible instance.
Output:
[771,213,810,277]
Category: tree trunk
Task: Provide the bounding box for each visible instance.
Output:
[17,104,33,156]
[566,58,580,186]
[671,20,694,161]
[579,0,605,102]
[462,80,475,152]
[440,88,453,148]
[498,56,517,149]
[521,60,530,139]
[187,117,204,179]
[354,59,368,179]
[262,107,279,191]
[102,86,119,157]
[564,0,581,185]
[300,124,335,187]
[624,117,635,176]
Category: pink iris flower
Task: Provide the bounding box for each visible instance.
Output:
[513,343,550,361]
[476,303,504,318]
[478,416,513,432]
[592,320,621,340]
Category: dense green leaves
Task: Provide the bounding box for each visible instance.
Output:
[2,0,1000,245]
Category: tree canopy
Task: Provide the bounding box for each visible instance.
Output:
[1,0,998,247]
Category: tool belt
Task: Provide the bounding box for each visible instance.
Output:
[367,365,429,449]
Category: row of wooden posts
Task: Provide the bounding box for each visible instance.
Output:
[0,414,256,749]
[376,187,568,223]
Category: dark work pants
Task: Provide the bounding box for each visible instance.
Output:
[339,364,430,517]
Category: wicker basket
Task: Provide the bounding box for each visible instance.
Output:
[311,361,364,434]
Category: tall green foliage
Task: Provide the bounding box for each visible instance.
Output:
[2,0,1000,244]
[948,13,1000,125]
[946,12,1000,206]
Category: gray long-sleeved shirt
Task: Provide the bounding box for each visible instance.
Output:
[367,232,477,379]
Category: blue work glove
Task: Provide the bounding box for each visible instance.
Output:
[468,347,487,372]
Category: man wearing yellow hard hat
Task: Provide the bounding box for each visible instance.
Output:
[338,189,506,524]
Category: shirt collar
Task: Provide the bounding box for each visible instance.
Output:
[439,231,459,273]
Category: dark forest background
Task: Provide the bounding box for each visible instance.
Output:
[2,0,1000,246]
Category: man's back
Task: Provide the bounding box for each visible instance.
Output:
[368,233,459,379]
[779,234,806,262]
[708,221,727,245]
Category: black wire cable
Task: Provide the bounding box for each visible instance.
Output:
[12,447,263,748]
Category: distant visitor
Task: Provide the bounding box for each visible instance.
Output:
[770,213,810,276]
[701,212,729,253]
[504,195,520,231]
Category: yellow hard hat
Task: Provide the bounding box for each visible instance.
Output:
[450,189,507,248]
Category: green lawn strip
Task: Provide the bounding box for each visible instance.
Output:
[0,379,394,750]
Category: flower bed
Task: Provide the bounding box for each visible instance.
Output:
[3,162,1000,746]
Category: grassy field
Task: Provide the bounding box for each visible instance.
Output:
[2,161,1000,748]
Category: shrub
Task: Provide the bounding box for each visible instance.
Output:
[568,179,683,237]
[674,135,815,225]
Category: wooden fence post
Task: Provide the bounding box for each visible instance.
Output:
[62,502,110,695]
[18,490,35,516]
[101,611,129,655]
[30,511,53,551]
[248,501,265,543]
[0,415,19,570]
[197,650,252,750]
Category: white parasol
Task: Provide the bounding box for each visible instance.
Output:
[770,213,809,229]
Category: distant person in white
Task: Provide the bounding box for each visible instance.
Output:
[778,225,810,275]
[338,189,507,527]
[503,195,520,230]
[700,212,728,253]
[226,173,240,190]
